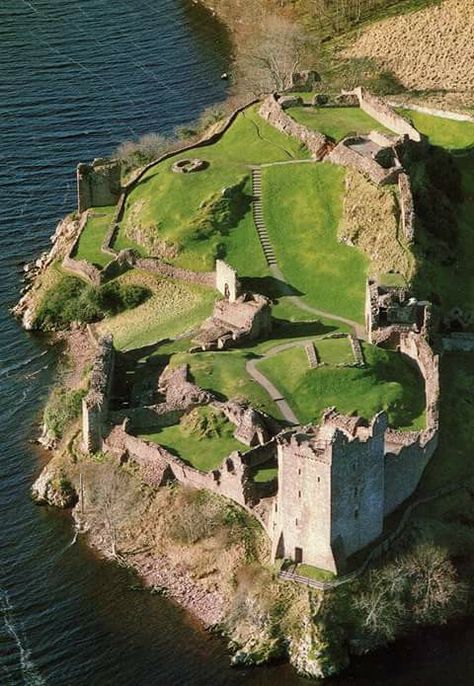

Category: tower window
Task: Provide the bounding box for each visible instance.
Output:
[295,518,298,526]
[317,476,320,483]
[354,508,359,519]
[298,491,301,499]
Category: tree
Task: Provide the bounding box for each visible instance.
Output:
[87,465,140,558]
[355,543,463,642]
[236,16,316,95]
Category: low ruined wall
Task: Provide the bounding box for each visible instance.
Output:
[82,335,115,453]
[383,332,439,515]
[398,172,415,243]
[387,100,474,123]
[77,159,121,214]
[259,94,330,159]
[352,87,422,142]
[134,257,215,287]
[327,138,400,186]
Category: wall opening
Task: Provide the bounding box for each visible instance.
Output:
[295,547,303,564]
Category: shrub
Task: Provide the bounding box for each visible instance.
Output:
[35,276,151,330]
[44,386,86,439]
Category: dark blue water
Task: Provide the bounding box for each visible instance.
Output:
[1,1,474,684]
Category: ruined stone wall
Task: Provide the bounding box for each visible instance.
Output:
[82,335,115,453]
[327,138,401,186]
[398,172,415,243]
[62,211,102,285]
[106,426,274,521]
[77,159,121,214]
[215,259,240,301]
[330,415,386,566]
[258,94,330,160]
[133,257,216,287]
[271,433,336,571]
[352,87,422,142]
[383,332,440,515]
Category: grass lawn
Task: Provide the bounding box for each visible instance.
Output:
[74,206,115,268]
[252,462,278,483]
[97,270,216,351]
[315,337,354,365]
[295,564,335,582]
[117,106,308,273]
[287,106,391,141]
[257,342,425,429]
[399,109,474,150]
[262,163,368,323]
[140,407,245,472]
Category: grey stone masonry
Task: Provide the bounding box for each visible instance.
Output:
[305,342,319,368]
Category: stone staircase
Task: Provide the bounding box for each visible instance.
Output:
[251,168,277,266]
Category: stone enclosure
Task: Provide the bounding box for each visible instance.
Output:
[73,89,438,574]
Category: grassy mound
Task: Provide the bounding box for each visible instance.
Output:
[116,106,308,273]
[141,406,245,472]
[257,341,425,429]
[262,163,368,323]
[97,270,217,351]
[340,169,415,282]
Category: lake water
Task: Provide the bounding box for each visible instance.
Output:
[1,1,473,684]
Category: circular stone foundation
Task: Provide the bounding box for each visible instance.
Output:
[171,158,208,174]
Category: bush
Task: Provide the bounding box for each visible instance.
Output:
[44,387,86,439]
[370,69,406,95]
[35,276,151,330]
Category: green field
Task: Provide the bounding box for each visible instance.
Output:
[315,337,354,365]
[257,341,425,429]
[288,106,391,141]
[74,206,115,268]
[116,106,309,274]
[140,407,245,472]
[262,163,368,323]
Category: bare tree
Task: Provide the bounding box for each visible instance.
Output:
[355,543,463,641]
[236,16,316,96]
[87,465,140,558]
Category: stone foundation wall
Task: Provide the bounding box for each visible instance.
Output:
[82,335,115,453]
[259,94,330,159]
[383,332,439,515]
[105,425,276,524]
[327,138,401,186]
[398,172,415,243]
[351,87,422,142]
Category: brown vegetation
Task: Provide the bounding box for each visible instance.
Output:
[344,0,474,93]
[340,169,415,281]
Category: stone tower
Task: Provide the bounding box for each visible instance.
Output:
[271,410,387,573]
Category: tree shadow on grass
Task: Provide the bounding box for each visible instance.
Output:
[241,275,302,300]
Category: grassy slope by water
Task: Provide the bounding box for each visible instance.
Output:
[262,163,369,323]
[257,341,425,429]
[118,106,308,274]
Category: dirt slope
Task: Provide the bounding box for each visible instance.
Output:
[344,0,474,92]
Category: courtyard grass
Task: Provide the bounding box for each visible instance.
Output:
[168,348,282,419]
[315,337,354,365]
[398,109,474,150]
[116,106,309,273]
[74,206,115,268]
[140,408,245,472]
[287,106,391,141]
[96,270,216,351]
[252,462,278,483]
[295,564,335,582]
[257,341,425,429]
[262,163,368,323]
